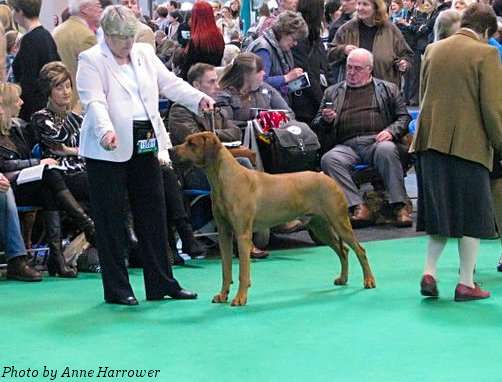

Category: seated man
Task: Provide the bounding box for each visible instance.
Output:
[0,173,42,281]
[169,63,268,258]
[169,63,243,150]
[312,49,412,227]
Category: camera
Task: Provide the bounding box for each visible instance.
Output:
[287,72,311,93]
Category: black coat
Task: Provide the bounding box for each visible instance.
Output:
[291,38,328,124]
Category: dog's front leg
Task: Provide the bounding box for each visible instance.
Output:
[231,232,253,307]
[212,225,233,303]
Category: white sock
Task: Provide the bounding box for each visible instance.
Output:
[424,235,447,278]
[458,236,479,288]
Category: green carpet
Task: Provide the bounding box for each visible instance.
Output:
[1,237,501,382]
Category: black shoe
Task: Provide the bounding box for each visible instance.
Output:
[171,289,198,300]
[105,296,139,306]
[147,289,198,300]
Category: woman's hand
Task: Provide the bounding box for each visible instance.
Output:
[397,59,409,72]
[284,67,304,83]
[40,158,59,166]
[100,131,118,151]
[344,44,358,55]
[199,96,215,113]
[0,173,10,193]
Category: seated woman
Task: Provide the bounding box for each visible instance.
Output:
[32,62,204,263]
[31,62,89,203]
[0,82,95,277]
[216,52,294,127]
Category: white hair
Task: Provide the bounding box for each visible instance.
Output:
[68,0,94,15]
[347,48,374,68]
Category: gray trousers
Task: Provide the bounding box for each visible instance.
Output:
[320,135,407,208]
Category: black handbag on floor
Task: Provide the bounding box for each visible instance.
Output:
[259,121,320,174]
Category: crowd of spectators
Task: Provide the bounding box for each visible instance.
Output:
[0,0,500,303]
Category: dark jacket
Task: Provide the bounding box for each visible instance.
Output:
[168,103,242,146]
[312,78,411,154]
[12,26,60,121]
[291,38,328,124]
[0,119,39,178]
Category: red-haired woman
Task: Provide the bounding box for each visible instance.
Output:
[180,1,225,80]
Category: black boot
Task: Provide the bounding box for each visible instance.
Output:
[174,218,207,258]
[125,212,138,249]
[43,211,77,278]
[55,190,96,246]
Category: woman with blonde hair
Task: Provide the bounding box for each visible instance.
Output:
[329,0,412,86]
[0,4,15,31]
[0,82,96,278]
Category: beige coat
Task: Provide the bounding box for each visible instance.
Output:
[328,18,412,86]
[410,29,502,171]
[53,16,97,112]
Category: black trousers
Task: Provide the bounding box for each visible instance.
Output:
[13,168,65,209]
[86,153,181,301]
[161,165,187,222]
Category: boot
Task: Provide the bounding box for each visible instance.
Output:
[55,190,96,246]
[125,212,138,249]
[7,255,43,281]
[43,211,77,278]
[174,218,207,258]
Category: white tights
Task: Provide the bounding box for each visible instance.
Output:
[423,235,479,288]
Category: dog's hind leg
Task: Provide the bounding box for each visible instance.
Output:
[212,221,234,303]
[231,230,253,307]
[328,214,376,289]
[307,216,349,286]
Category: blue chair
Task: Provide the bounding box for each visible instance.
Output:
[31,143,42,159]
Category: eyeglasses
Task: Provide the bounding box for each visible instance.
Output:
[346,64,370,73]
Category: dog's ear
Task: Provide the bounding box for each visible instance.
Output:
[202,133,221,165]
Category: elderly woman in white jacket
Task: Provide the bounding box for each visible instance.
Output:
[76,5,214,306]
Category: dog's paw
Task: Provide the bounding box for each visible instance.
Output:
[212,293,228,303]
[230,294,247,307]
[364,276,376,289]
[334,276,348,286]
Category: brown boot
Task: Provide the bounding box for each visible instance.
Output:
[7,256,42,282]
[394,205,413,228]
[350,204,371,228]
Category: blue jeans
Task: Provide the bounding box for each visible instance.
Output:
[0,188,26,261]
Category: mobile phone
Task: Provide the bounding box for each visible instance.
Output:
[324,101,335,110]
[287,72,311,93]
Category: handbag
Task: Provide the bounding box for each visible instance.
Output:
[258,121,320,174]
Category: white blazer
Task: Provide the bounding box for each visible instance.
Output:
[76,41,205,162]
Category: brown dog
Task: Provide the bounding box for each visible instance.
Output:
[175,132,376,306]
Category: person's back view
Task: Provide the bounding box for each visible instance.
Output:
[52,0,101,113]
[411,3,502,302]
[416,21,501,168]
[11,0,60,121]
